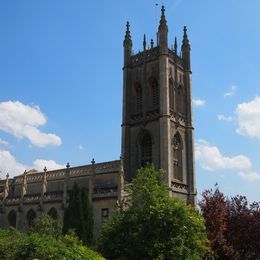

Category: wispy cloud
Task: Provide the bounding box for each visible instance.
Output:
[0,101,62,147]
[217,115,232,122]
[192,98,205,107]
[195,139,251,171]
[78,144,84,150]
[224,85,237,99]
[0,138,8,146]
[239,172,260,181]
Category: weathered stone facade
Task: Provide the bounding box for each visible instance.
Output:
[122,6,196,204]
[0,5,196,234]
[0,160,123,236]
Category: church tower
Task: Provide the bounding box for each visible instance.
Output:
[121,6,196,205]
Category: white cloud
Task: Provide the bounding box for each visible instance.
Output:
[0,149,65,178]
[224,85,237,99]
[236,96,260,138]
[239,172,260,181]
[0,150,26,178]
[33,159,65,171]
[217,115,233,122]
[192,99,205,107]
[0,138,8,146]
[78,144,84,150]
[0,101,62,147]
[195,139,251,171]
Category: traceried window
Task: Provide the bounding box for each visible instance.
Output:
[172,133,183,181]
[169,78,174,111]
[141,133,152,166]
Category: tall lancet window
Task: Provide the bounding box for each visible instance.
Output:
[173,133,183,181]
[169,77,174,112]
[135,83,143,113]
[141,133,152,166]
[177,85,185,115]
[150,78,159,108]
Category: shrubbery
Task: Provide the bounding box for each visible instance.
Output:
[0,228,103,260]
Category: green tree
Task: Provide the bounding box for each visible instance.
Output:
[81,187,94,245]
[31,214,62,239]
[98,165,208,260]
[63,183,94,246]
[63,183,83,240]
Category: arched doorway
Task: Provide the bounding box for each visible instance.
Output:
[8,210,17,228]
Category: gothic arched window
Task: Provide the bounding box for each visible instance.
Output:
[26,209,37,227]
[177,85,185,115]
[48,207,58,220]
[140,133,152,166]
[135,83,143,113]
[173,133,183,181]
[8,210,17,228]
[169,78,174,112]
[150,78,159,108]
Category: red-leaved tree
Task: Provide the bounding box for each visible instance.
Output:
[199,185,260,259]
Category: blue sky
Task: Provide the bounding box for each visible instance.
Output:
[0,0,259,202]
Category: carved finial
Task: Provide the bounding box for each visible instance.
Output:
[6,173,9,179]
[91,158,95,165]
[159,5,167,26]
[174,37,178,53]
[66,162,70,169]
[151,38,154,48]
[182,26,190,46]
[143,34,146,51]
[44,166,47,173]
[125,21,131,42]
[24,170,27,175]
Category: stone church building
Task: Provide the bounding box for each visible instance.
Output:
[0,6,196,235]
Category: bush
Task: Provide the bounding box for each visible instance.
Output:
[0,228,103,260]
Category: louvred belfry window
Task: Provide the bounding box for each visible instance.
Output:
[173,133,183,181]
[151,79,159,108]
[169,78,174,111]
[135,84,143,113]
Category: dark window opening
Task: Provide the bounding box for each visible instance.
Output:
[48,207,58,220]
[8,210,17,228]
[102,208,109,218]
[26,209,37,227]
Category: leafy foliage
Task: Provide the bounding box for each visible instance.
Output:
[63,183,94,245]
[98,165,208,260]
[199,185,260,259]
[0,228,103,260]
[30,214,62,239]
